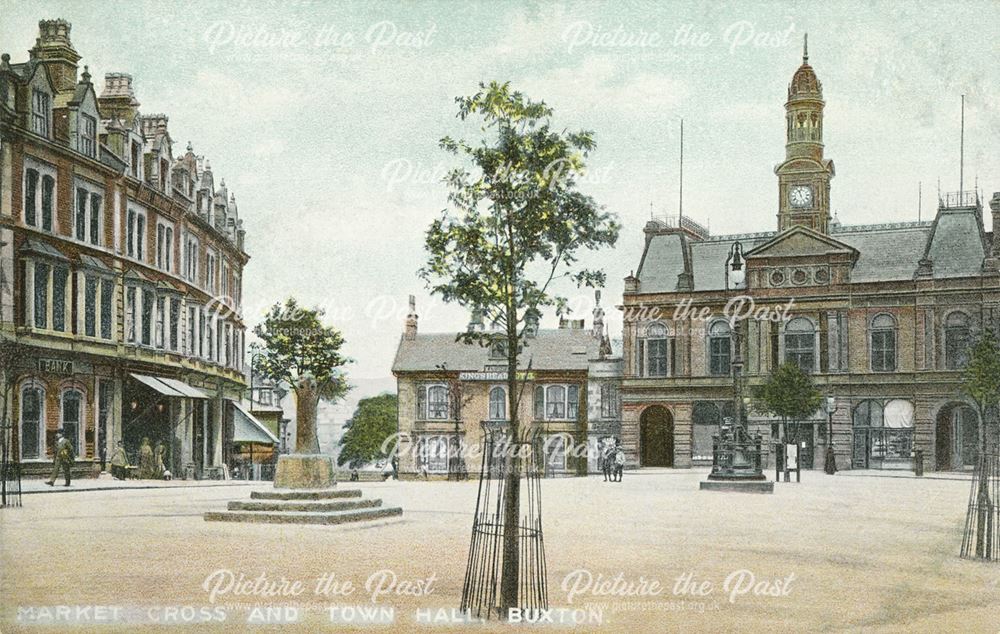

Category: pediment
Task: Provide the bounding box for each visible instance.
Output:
[745,225,858,261]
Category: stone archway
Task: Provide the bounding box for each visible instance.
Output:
[640,406,674,467]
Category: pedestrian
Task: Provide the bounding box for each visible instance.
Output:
[613,439,625,482]
[391,455,398,480]
[138,437,154,479]
[109,440,129,480]
[153,441,166,479]
[45,429,75,487]
[600,440,614,482]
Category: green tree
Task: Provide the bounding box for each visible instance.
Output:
[960,329,1000,559]
[252,298,350,453]
[338,393,398,469]
[751,362,823,445]
[420,81,619,613]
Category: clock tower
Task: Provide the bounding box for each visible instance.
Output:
[775,35,835,233]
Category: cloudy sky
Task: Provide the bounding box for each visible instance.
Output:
[4,0,999,396]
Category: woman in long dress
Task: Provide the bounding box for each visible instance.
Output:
[153,442,166,479]
[138,437,154,479]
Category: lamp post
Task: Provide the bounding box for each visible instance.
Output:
[728,242,746,442]
[703,242,769,490]
[824,396,837,475]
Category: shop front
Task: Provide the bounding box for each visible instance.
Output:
[228,400,278,480]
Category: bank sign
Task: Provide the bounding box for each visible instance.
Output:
[38,358,74,374]
[458,371,535,382]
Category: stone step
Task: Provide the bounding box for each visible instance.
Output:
[228,498,381,512]
[250,489,362,500]
[204,506,403,525]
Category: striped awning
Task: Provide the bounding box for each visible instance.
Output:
[130,373,208,399]
[231,401,279,444]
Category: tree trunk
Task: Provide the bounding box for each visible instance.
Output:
[294,376,320,454]
[975,407,991,558]
[499,301,520,618]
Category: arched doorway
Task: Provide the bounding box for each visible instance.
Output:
[935,403,978,471]
[640,406,674,467]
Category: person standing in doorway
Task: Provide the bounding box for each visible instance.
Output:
[45,429,75,486]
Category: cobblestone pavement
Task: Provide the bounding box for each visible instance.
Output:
[2,470,999,633]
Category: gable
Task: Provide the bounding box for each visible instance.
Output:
[746,226,857,260]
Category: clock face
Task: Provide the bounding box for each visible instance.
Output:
[789,185,813,208]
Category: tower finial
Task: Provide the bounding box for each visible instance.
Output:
[803,33,808,63]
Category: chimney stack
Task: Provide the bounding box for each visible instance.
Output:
[467,307,484,332]
[592,290,605,339]
[99,72,141,124]
[30,19,81,93]
[404,295,418,340]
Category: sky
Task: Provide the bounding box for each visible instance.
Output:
[3,0,1000,402]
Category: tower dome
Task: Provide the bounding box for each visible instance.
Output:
[788,34,823,100]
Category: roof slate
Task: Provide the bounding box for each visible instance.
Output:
[392,328,599,373]
[634,209,987,293]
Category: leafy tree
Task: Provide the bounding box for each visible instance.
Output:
[252,298,350,453]
[751,362,823,440]
[420,81,619,613]
[960,329,1000,559]
[338,393,398,469]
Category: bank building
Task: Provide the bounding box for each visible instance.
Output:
[0,20,270,479]
[619,40,1000,472]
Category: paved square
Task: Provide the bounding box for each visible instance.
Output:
[2,471,999,632]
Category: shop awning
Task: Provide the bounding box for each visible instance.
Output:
[157,377,209,399]
[130,373,186,397]
[129,373,208,399]
[232,401,279,444]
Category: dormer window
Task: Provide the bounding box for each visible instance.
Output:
[130,141,141,178]
[80,114,97,157]
[32,89,50,137]
[159,159,169,191]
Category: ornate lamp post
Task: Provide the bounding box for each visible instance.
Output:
[702,242,771,492]
[824,396,837,475]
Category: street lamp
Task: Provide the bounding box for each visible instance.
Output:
[704,242,767,488]
[824,396,837,475]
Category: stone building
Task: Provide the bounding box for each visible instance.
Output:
[0,20,252,479]
[392,296,621,479]
[620,39,1000,472]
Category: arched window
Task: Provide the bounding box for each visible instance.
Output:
[945,311,972,370]
[870,313,897,372]
[488,386,506,420]
[853,400,884,427]
[61,388,84,457]
[640,322,669,377]
[708,320,731,376]
[784,317,816,373]
[20,385,45,459]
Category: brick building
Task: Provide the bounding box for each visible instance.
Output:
[392,296,621,479]
[619,40,1000,472]
[0,19,254,478]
